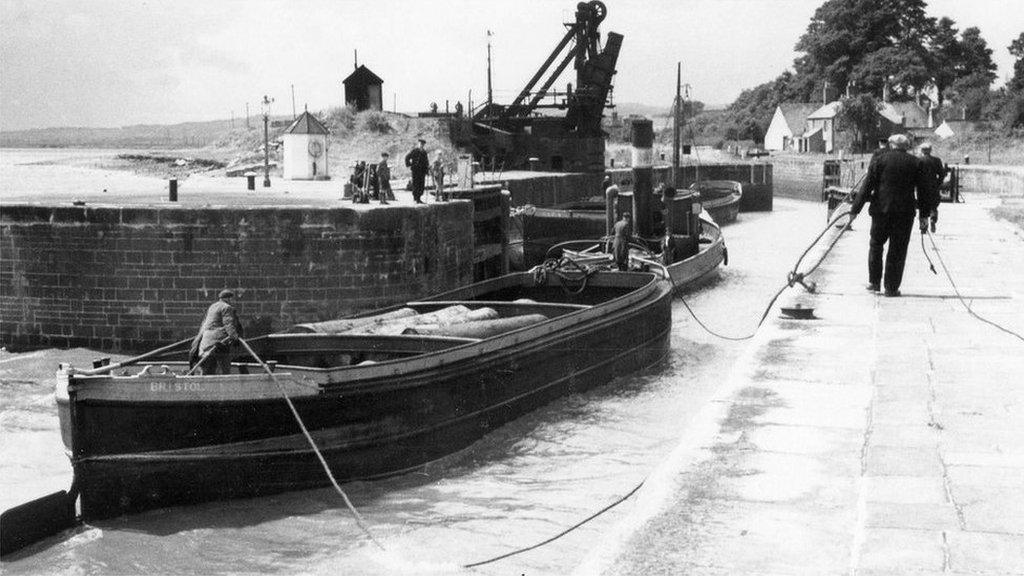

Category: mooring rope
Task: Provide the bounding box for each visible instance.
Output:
[237,338,386,550]
[674,206,856,341]
[924,229,1024,343]
[463,195,866,568]
[463,479,645,569]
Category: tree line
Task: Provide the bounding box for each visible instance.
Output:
[690,0,1024,149]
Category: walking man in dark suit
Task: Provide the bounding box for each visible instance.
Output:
[918,142,947,228]
[851,134,940,297]
[189,289,243,374]
[404,138,429,204]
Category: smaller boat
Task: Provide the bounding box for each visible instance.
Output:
[688,180,742,224]
[515,187,727,291]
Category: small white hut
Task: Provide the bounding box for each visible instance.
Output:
[282,111,330,180]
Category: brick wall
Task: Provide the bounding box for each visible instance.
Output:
[0,203,474,352]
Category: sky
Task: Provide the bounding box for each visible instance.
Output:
[1,0,1021,131]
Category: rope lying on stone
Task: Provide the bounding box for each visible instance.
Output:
[924,229,1024,344]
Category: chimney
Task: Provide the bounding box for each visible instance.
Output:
[822,81,828,103]
[354,49,358,70]
[882,83,891,103]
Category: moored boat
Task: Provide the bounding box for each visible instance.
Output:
[515,187,727,291]
[689,180,742,224]
[56,269,672,520]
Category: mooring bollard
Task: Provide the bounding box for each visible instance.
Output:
[168,178,178,202]
[246,173,256,191]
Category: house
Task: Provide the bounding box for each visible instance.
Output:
[343,64,384,111]
[800,101,842,153]
[764,103,820,151]
[282,111,330,180]
[935,119,985,140]
[878,100,931,129]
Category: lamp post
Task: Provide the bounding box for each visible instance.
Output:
[261,94,274,188]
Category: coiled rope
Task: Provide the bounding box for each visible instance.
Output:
[533,256,603,295]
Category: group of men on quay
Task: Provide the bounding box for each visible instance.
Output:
[350,138,448,204]
[851,135,948,297]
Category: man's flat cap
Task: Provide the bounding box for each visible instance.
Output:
[218,289,236,299]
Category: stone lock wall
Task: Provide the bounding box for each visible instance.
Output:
[0,203,474,352]
[607,164,774,212]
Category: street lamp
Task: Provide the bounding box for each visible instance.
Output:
[261,94,274,188]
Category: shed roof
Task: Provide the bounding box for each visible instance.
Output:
[777,103,820,134]
[343,65,383,86]
[283,111,330,135]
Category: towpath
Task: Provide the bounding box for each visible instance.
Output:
[579,195,1024,575]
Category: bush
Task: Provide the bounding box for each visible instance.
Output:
[360,111,392,134]
[324,105,357,133]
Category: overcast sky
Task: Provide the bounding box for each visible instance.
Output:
[1,0,1020,130]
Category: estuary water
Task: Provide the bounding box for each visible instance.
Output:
[1,153,825,574]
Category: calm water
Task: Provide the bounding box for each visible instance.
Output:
[0,155,825,574]
[0,148,168,201]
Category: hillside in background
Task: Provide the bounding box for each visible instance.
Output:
[0,109,467,181]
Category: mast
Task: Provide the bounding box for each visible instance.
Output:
[486,30,494,107]
[672,62,681,187]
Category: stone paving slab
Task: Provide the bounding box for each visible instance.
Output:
[582,197,1024,575]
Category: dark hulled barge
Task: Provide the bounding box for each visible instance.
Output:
[56,269,672,519]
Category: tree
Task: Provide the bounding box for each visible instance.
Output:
[956,28,997,85]
[848,46,931,99]
[929,17,963,107]
[1009,32,1024,93]
[794,0,936,95]
[927,22,996,108]
[838,94,882,151]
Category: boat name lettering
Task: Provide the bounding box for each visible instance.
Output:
[150,381,206,393]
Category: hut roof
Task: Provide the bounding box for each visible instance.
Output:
[284,111,329,135]
[343,65,383,86]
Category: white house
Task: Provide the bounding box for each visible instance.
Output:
[764,103,819,151]
[934,119,983,140]
[802,101,842,153]
[282,111,330,180]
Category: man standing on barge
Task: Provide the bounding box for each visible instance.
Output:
[612,211,633,271]
[189,290,243,375]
